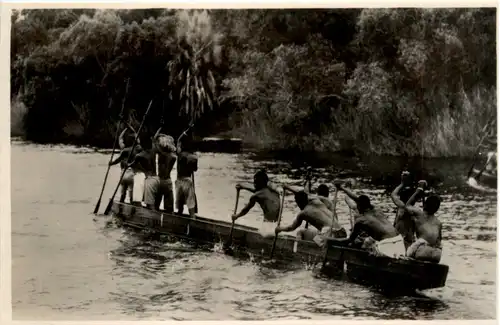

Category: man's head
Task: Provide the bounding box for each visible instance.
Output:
[423,195,441,215]
[253,169,269,190]
[294,190,308,210]
[317,184,329,198]
[155,134,176,153]
[123,132,136,148]
[356,195,373,213]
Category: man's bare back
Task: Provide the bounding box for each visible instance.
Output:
[232,170,281,223]
[391,179,443,262]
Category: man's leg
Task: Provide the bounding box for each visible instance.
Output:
[186,179,197,218]
[163,180,174,213]
[175,179,185,215]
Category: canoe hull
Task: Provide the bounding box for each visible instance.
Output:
[111,202,449,292]
[325,242,449,291]
[471,168,497,188]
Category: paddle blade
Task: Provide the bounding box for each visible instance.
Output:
[93,199,101,214]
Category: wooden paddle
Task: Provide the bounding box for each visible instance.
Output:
[103,100,154,216]
[269,187,286,259]
[322,185,339,267]
[224,188,241,252]
[93,82,130,214]
[304,166,312,229]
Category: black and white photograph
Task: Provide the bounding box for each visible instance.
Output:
[6,3,497,321]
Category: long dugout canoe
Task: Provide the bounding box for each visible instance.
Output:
[111,201,449,292]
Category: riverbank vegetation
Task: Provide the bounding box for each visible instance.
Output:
[11,8,496,156]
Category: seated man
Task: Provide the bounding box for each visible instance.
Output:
[392,171,419,250]
[283,183,342,242]
[232,170,282,236]
[334,180,405,258]
[275,191,347,248]
[391,178,443,263]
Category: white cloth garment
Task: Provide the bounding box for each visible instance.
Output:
[132,172,146,203]
[374,234,406,258]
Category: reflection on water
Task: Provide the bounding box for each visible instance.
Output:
[11,140,496,320]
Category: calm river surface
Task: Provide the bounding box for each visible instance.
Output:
[11,140,497,320]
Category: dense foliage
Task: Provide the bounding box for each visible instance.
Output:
[11,8,496,156]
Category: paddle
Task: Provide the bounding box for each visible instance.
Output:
[269,187,286,259]
[322,184,339,267]
[103,100,154,216]
[304,166,312,229]
[224,188,241,253]
[93,82,130,214]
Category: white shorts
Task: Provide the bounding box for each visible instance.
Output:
[364,234,406,258]
[132,172,145,203]
[258,221,278,239]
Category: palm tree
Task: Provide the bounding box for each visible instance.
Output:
[167,10,222,122]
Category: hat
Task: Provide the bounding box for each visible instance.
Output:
[155,134,176,153]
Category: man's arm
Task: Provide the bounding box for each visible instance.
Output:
[154,127,162,139]
[283,184,304,194]
[236,182,255,193]
[275,212,304,233]
[331,221,364,244]
[345,196,358,210]
[336,183,359,201]
[391,183,406,208]
[109,150,127,166]
[232,194,257,220]
[404,181,427,215]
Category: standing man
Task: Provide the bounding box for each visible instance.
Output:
[129,133,159,209]
[153,129,177,212]
[109,125,143,203]
[176,134,198,218]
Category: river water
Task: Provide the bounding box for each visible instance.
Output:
[11,140,497,320]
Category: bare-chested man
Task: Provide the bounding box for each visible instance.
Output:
[282,183,345,243]
[232,170,282,226]
[391,178,443,263]
[128,134,159,209]
[109,126,143,203]
[275,190,347,248]
[392,171,420,250]
[333,180,406,258]
[153,128,177,212]
[176,135,198,218]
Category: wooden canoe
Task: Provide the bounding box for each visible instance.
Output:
[111,201,449,292]
[471,168,497,188]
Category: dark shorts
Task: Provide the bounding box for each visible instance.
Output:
[156,178,174,211]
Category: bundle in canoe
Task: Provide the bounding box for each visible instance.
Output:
[111,201,449,292]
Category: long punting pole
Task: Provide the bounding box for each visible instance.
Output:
[103,100,154,216]
[93,80,130,214]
